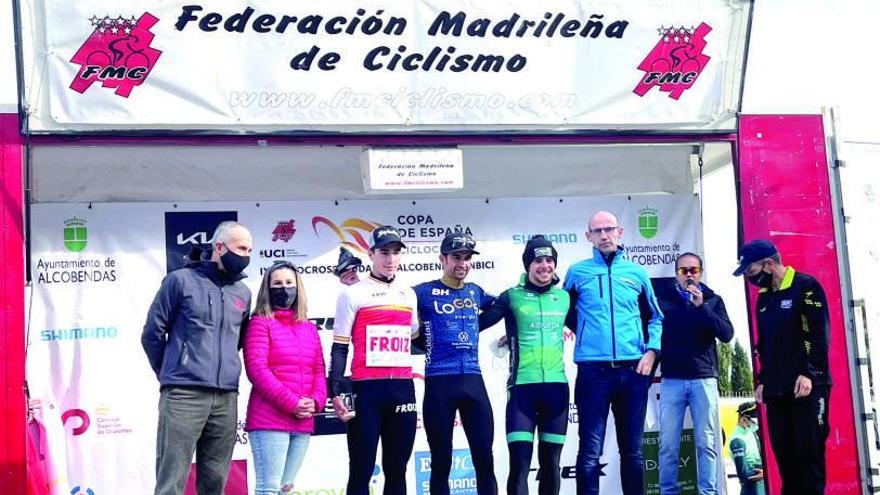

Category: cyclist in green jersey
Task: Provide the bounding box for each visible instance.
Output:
[480,236,572,495]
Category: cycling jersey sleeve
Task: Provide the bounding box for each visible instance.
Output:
[729,437,751,483]
[477,286,497,332]
[333,286,357,345]
[479,290,509,330]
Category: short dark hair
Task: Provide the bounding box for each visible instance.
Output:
[675,252,703,268]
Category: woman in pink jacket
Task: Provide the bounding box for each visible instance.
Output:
[244,260,327,495]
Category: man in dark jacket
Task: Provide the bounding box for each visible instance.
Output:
[734,239,831,495]
[142,221,253,495]
[657,253,734,495]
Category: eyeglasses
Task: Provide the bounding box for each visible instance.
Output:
[676,266,703,276]
[588,226,620,235]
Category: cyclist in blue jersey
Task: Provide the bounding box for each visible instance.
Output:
[413,232,498,495]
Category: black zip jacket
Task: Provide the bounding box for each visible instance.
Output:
[755,268,832,395]
[656,280,734,379]
[141,261,251,391]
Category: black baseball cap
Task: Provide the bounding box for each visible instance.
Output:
[334,248,363,276]
[733,239,778,276]
[369,225,406,250]
[737,401,758,418]
[440,232,479,255]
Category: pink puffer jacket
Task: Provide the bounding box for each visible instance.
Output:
[243,310,327,433]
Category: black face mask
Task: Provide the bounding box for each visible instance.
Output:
[747,266,773,289]
[269,287,297,309]
[220,247,250,277]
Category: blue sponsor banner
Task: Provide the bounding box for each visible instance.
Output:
[414,448,477,495]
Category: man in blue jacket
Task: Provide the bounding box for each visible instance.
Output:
[564,210,663,495]
[142,221,253,495]
[657,253,734,495]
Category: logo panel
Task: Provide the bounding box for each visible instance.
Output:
[164,211,237,273]
[70,13,162,97]
[633,23,711,100]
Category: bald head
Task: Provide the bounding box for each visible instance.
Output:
[586,210,623,255]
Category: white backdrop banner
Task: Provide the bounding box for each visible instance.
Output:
[18,0,750,132]
[26,194,702,494]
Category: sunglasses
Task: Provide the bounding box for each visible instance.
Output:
[588,226,620,235]
[676,266,703,276]
[447,237,476,250]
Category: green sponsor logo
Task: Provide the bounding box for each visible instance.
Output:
[643,429,697,494]
[638,208,659,239]
[63,217,87,252]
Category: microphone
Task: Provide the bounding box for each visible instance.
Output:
[685,279,696,303]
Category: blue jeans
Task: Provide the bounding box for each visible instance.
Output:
[575,362,652,495]
[658,378,719,495]
[249,430,310,495]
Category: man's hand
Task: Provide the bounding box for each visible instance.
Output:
[636,350,656,376]
[794,375,813,398]
[686,284,704,307]
[755,384,764,404]
[332,395,353,422]
[294,397,316,419]
[749,468,764,481]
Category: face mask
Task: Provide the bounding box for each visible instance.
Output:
[747,267,773,289]
[269,287,297,309]
[220,246,250,277]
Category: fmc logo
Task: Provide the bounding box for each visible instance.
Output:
[63,217,88,252]
[638,207,660,239]
[271,219,297,243]
[633,23,711,100]
[164,211,238,273]
[70,13,162,98]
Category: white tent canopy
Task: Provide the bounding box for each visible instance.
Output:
[31,142,733,203]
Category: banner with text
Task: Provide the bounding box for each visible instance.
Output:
[19,0,750,132]
[26,194,701,494]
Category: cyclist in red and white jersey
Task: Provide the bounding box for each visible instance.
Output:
[329,225,419,495]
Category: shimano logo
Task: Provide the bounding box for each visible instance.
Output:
[513,233,578,244]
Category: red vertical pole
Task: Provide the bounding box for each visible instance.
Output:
[737,114,862,494]
[0,112,25,493]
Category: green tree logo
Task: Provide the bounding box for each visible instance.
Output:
[638,207,659,239]
[63,217,87,252]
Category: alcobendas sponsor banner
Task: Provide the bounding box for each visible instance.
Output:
[18,0,749,132]
[26,194,701,494]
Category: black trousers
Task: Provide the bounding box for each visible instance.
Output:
[764,386,831,495]
[347,379,417,495]
[423,374,497,495]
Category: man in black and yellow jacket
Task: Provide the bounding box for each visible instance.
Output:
[733,239,831,495]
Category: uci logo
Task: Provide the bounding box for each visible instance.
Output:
[433,298,477,315]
